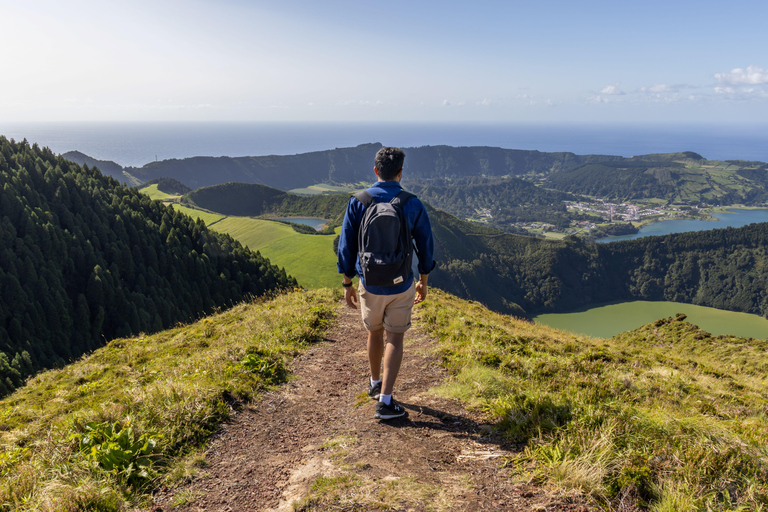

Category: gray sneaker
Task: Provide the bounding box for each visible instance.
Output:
[375,398,407,420]
[368,380,381,400]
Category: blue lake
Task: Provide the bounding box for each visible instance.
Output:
[597,208,768,242]
[274,217,327,230]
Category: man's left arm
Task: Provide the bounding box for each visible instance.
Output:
[410,200,436,303]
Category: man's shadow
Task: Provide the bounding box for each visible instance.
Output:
[378,399,524,453]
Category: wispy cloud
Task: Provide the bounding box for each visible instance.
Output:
[715,66,768,86]
[711,65,768,100]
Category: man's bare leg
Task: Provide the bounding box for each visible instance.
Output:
[367,328,384,381]
[381,330,404,396]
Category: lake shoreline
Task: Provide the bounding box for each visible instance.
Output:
[595,206,768,243]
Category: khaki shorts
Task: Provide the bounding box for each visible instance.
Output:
[358,281,416,333]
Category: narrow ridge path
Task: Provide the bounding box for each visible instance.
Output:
[155,300,593,511]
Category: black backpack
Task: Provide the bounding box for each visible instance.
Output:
[354,189,415,287]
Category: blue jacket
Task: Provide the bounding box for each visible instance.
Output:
[337,181,436,295]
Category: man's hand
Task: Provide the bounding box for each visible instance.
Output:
[344,282,359,309]
[414,275,428,304]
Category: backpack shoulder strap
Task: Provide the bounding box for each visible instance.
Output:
[353,190,375,208]
[390,190,415,207]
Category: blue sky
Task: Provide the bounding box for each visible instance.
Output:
[1,0,767,123]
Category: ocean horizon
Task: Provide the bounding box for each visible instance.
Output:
[1,121,767,168]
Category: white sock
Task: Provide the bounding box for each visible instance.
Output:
[370,377,382,386]
[379,393,392,405]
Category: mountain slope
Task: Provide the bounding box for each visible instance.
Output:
[62,150,133,184]
[0,137,297,396]
[166,180,768,320]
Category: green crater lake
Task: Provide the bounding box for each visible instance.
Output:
[533,301,768,339]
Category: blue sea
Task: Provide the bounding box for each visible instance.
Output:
[1,122,768,168]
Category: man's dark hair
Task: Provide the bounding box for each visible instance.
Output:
[374,147,405,181]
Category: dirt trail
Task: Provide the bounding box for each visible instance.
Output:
[154,301,593,511]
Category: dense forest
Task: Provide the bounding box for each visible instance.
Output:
[429,206,768,318]
[0,137,297,396]
[62,151,130,185]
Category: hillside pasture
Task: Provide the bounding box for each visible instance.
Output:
[140,183,182,202]
[172,205,227,226]
[211,217,340,289]
[148,199,340,289]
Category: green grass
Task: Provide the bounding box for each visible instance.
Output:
[417,289,768,511]
[211,218,340,289]
[146,206,339,289]
[172,204,226,226]
[138,184,181,202]
[0,289,338,511]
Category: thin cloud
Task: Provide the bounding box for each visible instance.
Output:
[715,66,768,86]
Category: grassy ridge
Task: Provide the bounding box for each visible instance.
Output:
[172,205,226,226]
[138,183,340,290]
[419,289,768,510]
[140,184,179,201]
[0,290,338,511]
[1,287,766,510]
[212,217,340,289]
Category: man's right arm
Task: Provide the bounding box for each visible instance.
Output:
[411,199,436,278]
[337,197,362,308]
[337,198,360,278]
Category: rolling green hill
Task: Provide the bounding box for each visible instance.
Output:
[0,137,297,396]
[164,179,768,321]
[181,182,350,223]
[137,183,341,290]
[209,217,339,289]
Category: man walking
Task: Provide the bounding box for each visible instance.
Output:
[337,147,435,420]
